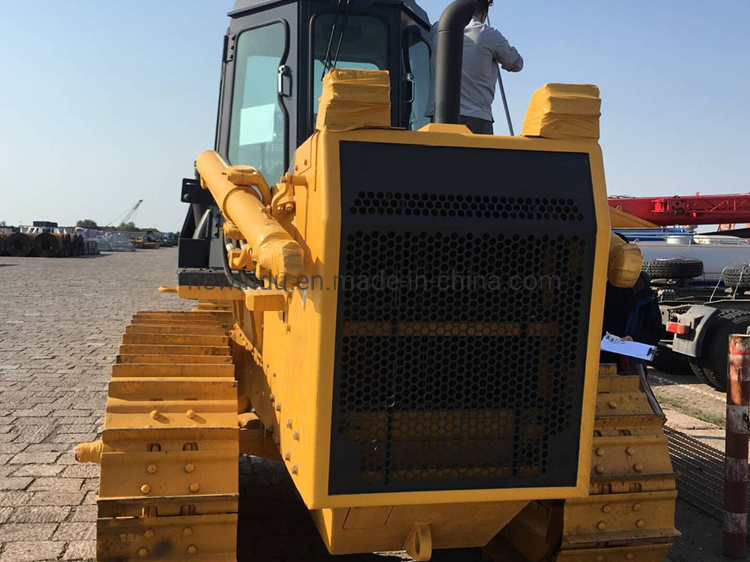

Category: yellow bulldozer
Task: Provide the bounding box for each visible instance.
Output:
[76,0,678,559]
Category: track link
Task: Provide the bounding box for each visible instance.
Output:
[96,311,239,561]
[555,364,679,561]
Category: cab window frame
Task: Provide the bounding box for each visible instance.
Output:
[307,11,391,131]
[227,19,291,183]
[403,23,431,131]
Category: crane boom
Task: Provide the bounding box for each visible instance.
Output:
[106,200,143,227]
[121,199,143,225]
[609,193,750,226]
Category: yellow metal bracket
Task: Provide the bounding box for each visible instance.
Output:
[223,165,272,206]
[245,289,286,312]
[75,439,103,464]
[230,324,263,368]
[272,173,308,216]
[177,285,244,302]
[238,412,282,460]
[222,220,243,240]
[418,123,472,135]
[404,523,432,561]
[609,205,659,229]
[227,246,253,270]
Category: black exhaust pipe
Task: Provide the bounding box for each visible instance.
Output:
[434,0,476,124]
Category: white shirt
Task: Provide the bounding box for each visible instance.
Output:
[426,16,523,122]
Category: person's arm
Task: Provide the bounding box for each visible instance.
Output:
[487,28,523,72]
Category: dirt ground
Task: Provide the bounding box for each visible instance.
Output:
[0,249,744,561]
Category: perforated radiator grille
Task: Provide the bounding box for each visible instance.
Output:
[329,142,598,495]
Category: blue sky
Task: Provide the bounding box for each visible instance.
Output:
[0,0,748,230]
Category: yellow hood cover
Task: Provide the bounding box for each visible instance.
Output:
[522,83,601,141]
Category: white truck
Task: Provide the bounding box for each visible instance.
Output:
[620,230,750,391]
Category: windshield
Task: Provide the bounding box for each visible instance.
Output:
[312,14,388,123]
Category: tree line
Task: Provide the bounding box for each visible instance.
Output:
[76,219,139,231]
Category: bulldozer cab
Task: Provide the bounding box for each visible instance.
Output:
[216,0,431,175]
[178,0,432,271]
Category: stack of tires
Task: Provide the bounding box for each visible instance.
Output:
[722,263,750,292]
[642,257,704,281]
[31,232,61,257]
[71,233,87,256]
[0,231,98,258]
[4,232,34,257]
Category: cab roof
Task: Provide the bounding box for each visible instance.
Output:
[230,0,430,27]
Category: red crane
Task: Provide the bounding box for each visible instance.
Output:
[608,194,750,227]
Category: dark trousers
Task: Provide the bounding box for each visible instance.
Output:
[459,115,494,135]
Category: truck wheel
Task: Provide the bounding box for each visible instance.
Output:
[642,258,703,280]
[691,309,750,391]
[687,359,715,388]
[722,264,750,289]
[651,347,693,376]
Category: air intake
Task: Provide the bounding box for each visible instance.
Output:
[434,0,476,124]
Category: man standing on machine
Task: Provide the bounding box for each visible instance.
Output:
[426,0,524,134]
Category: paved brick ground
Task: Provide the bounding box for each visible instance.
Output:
[0,249,189,561]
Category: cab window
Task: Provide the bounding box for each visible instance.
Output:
[228,22,287,183]
[311,15,388,124]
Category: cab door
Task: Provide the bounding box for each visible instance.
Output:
[216,5,298,184]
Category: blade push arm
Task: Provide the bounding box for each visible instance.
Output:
[196,150,304,286]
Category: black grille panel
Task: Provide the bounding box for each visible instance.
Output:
[329,142,597,495]
[351,192,584,222]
